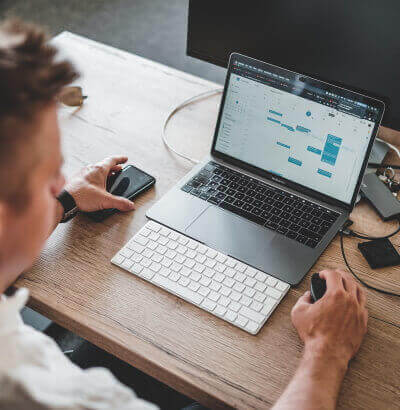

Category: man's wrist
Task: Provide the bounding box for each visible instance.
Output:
[303,341,349,377]
[56,189,79,223]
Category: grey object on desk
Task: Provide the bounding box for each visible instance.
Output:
[356,140,390,203]
[368,139,390,165]
[360,172,400,221]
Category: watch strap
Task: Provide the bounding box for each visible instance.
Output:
[57,190,78,223]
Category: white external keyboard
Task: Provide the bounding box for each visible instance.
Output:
[111,221,290,334]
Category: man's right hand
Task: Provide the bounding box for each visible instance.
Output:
[291,269,368,367]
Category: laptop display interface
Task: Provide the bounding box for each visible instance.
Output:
[214,59,382,205]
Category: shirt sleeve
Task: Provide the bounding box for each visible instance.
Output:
[0,288,158,410]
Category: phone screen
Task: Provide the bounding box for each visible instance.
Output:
[110,165,154,199]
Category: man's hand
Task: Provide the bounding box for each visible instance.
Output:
[291,268,368,367]
[65,156,136,213]
[273,270,368,410]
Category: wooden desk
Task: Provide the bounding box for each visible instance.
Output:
[15,32,400,409]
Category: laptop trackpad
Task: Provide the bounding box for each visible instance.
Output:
[185,205,276,260]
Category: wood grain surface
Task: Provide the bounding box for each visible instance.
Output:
[14,32,400,409]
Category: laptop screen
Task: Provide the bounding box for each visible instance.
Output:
[213,56,384,205]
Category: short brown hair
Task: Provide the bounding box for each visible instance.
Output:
[0,19,77,206]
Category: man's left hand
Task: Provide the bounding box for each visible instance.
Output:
[65,156,136,213]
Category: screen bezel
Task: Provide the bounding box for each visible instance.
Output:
[211,53,385,211]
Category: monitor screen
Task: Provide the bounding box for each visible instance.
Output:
[187,0,399,130]
[213,57,384,205]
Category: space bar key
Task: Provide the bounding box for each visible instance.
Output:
[219,202,266,225]
[152,274,204,305]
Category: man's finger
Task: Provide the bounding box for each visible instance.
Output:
[104,193,135,212]
[357,285,367,307]
[100,156,128,170]
[109,164,124,173]
[341,270,358,297]
[294,290,312,309]
[319,269,344,293]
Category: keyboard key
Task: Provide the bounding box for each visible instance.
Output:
[240,295,252,306]
[206,248,217,258]
[188,281,201,292]
[219,296,230,307]
[225,310,237,322]
[200,276,212,286]
[296,235,307,244]
[112,254,124,265]
[225,257,236,268]
[153,274,204,305]
[251,301,263,312]
[199,286,210,297]
[120,248,134,258]
[202,299,217,311]
[230,291,241,302]
[220,286,231,297]
[235,315,249,327]
[147,221,161,232]
[210,281,221,291]
[233,282,245,293]
[254,291,266,303]
[276,281,290,292]
[246,321,259,333]
[223,277,235,287]
[245,267,257,277]
[215,305,227,316]
[121,259,133,270]
[255,282,267,292]
[265,287,283,300]
[216,253,227,263]
[261,298,277,316]
[244,277,256,287]
[229,301,241,312]
[240,305,264,324]
[306,239,318,248]
[134,235,149,246]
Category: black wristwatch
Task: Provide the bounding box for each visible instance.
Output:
[56,190,78,223]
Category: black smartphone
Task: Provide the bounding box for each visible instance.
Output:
[85,165,156,222]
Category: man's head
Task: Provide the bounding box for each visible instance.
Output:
[0,19,76,290]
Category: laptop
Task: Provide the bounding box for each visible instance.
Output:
[147,53,385,285]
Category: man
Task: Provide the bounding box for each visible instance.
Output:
[0,19,368,409]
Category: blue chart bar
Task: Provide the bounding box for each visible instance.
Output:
[296,125,311,133]
[307,146,322,155]
[267,116,281,124]
[321,134,342,166]
[281,123,295,132]
[269,109,283,117]
[318,168,332,178]
[277,141,290,149]
[288,157,302,166]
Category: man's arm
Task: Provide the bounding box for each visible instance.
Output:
[53,155,135,229]
[273,269,368,410]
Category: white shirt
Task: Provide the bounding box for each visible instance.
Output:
[0,288,158,410]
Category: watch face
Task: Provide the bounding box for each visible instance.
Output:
[57,190,78,223]
[61,206,78,223]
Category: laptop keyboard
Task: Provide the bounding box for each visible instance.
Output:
[181,162,340,248]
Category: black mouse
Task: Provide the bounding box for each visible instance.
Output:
[310,273,327,303]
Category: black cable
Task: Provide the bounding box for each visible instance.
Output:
[344,221,400,240]
[340,231,400,297]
